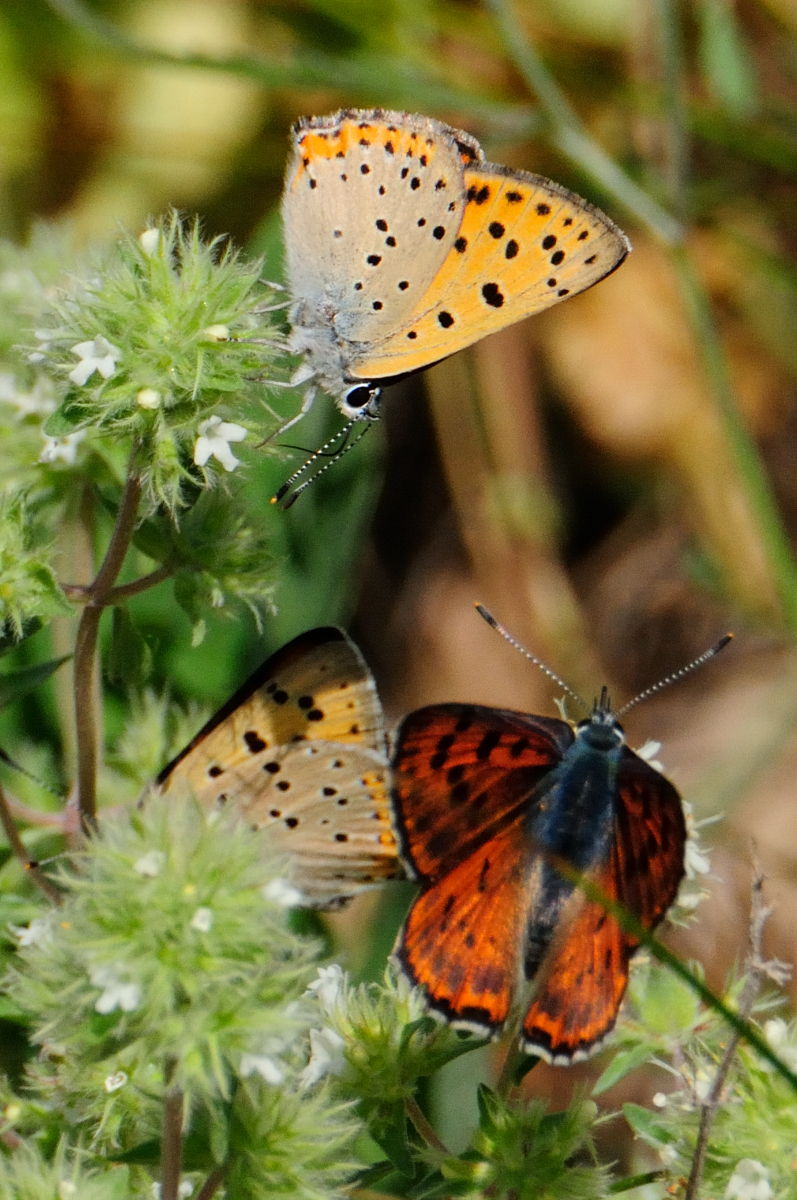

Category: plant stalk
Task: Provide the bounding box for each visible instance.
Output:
[160,1084,184,1200]
[0,781,62,904]
[73,466,142,832]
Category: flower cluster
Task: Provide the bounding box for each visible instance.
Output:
[32,213,287,512]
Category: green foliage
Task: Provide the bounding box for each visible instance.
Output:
[35,213,285,513]
[0,1138,131,1200]
[0,492,70,640]
[442,1088,610,1200]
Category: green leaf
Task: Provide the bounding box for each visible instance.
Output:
[107,606,151,687]
[511,1051,542,1085]
[636,962,700,1035]
[0,654,71,709]
[0,618,42,656]
[593,1043,653,1095]
[43,396,88,436]
[622,1102,674,1147]
[609,1170,666,1193]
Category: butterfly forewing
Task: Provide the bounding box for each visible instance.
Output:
[154,627,399,908]
[391,704,571,884]
[350,165,630,379]
[284,111,475,343]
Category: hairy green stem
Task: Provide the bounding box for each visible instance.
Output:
[406,1096,450,1156]
[73,468,142,832]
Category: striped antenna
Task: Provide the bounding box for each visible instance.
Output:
[273,423,371,509]
[475,604,590,716]
[616,634,733,717]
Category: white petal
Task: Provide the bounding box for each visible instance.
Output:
[69,360,97,386]
[71,340,98,358]
[197,415,222,436]
[190,906,213,933]
[134,850,166,877]
[263,878,303,908]
[92,336,122,360]
[214,421,247,443]
[240,1053,284,1084]
[203,324,229,341]
[210,438,240,472]
[193,435,213,467]
[104,1071,128,1093]
[137,388,160,409]
[96,355,117,379]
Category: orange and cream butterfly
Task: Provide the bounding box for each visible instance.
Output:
[280,107,630,433]
[152,627,400,908]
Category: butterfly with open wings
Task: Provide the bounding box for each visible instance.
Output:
[390,612,729,1063]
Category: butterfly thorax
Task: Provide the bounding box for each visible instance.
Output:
[288,306,384,418]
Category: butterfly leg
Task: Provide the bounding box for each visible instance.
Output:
[259,384,318,447]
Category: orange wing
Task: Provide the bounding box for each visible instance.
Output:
[395,813,538,1036]
[391,704,571,885]
[521,749,686,1062]
[351,163,629,379]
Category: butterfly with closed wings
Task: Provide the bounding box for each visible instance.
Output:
[152,627,400,909]
[275,107,630,504]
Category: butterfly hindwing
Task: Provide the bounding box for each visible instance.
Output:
[284,111,477,343]
[394,813,537,1036]
[391,703,572,885]
[520,748,687,1061]
[350,163,630,379]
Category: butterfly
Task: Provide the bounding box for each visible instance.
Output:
[390,617,728,1063]
[153,626,400,909]
[281,107,630,430]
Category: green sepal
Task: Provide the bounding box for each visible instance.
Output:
[43,396,88,437]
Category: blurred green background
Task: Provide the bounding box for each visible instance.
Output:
[2,0,797,1143]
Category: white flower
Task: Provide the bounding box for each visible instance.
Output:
[10,380,56,420]
[10,917,52,948]
[28,331,52,364]
[138,228,161,256]
[39,430,86,465]
[203,324,229,341]
[90,966,141,1014]
[684,839,711,878]
[190,906,213,933]
[636,739,664,772]
[104,1070,128,1093]
[240,1053,284,1084]
[300,1026,346,1089]
[263,878,303,908]
[68,335,122,385]
[725,1159,772,1200]
[133,850,166,877]
[136,387,160,410]
[652,1091,667,1108]
[193,415,247,472]
[305,964,346,1015]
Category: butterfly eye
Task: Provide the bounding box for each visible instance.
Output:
[343,384,380,415]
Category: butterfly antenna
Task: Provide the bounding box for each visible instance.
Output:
[616,633,733,718]
[271,422,356,504]
[274,424,370,509]
[475,604,590,716]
